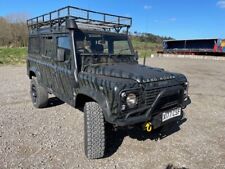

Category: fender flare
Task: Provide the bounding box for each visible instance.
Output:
[76,88,112,123]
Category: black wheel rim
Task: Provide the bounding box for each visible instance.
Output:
[31,84,37,104]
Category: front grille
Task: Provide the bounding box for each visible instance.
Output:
[145,88,161,106]
[158,94,180,110]
[144,86,181,110]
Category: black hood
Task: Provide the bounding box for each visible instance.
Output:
[84,63,181,83]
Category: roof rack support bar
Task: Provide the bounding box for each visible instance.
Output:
[104,14,106,22]
[87,11,89,21]
[68,7,70,16]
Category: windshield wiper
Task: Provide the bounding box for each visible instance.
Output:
[117,48,131,55]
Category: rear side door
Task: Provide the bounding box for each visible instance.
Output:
[53,34,75,104]
[39,36,55,90]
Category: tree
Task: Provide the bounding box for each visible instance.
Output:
[0,13,29,47]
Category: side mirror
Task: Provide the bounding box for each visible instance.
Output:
[56,48,65,62]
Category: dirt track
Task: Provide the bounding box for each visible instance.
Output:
[0,57,225,169]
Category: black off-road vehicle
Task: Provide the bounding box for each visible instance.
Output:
[27,6,191,159]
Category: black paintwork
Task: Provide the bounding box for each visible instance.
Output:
[27,6,191,127]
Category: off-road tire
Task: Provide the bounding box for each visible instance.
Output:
[30,77,48,108]
[84,102,105,159]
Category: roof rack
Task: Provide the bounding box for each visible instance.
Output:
[27,6,132,33]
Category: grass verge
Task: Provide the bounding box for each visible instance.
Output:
[0,48,27,65]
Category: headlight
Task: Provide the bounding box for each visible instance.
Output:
[126,93,138,108]
[184,81,189,97]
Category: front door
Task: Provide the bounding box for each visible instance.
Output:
[53,34,75,104]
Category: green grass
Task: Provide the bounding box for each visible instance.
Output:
[132,39,162,58]
[0,48,27,65]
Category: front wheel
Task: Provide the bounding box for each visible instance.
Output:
[84,102,105,159]
[30,77,48,108]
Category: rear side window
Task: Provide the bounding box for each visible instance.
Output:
[57,36,71,61]
[29,37,39,54]
[57,37,71,50]
[41,36,54,58]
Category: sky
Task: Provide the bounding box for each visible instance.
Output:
[0,0,225,39]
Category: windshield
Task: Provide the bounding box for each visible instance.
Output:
[75,31,133,56]
[74,31,137,70]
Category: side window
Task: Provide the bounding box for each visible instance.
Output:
[57,36,71,61]
[29,37,40,54]
[58,37,70,49]
[41,36,54,58]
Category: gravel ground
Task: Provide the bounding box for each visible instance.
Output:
[0,57,225,169]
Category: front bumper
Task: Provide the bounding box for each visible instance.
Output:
[114,86,191,127]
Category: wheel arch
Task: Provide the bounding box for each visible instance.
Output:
[75,89,111,122]
[29,70,36,79]
[28,67,41,81]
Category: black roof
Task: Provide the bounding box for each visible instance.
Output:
[164,38,223,42]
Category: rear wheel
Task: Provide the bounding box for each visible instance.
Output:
[84,102,105,159]
[30,77,48,108]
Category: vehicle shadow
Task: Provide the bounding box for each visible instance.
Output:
[47,97,65,108]
[165,164,188,169]
[105,118,187,158]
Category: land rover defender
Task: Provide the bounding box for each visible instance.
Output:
[27,6,191,159]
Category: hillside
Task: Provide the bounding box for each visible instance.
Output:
[131,33,173,57]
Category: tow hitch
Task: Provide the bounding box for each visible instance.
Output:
[144,122,152,132]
